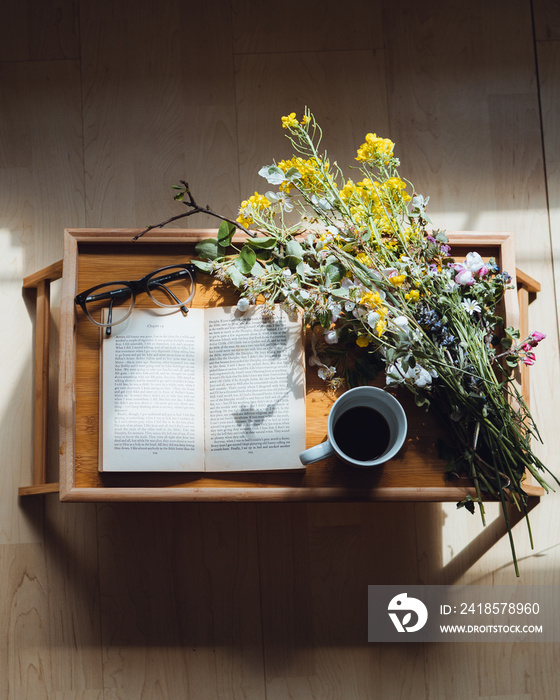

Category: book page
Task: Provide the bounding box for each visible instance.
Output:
[100,307,205,471]
[203,305,306,471]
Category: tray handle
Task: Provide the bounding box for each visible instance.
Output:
[19,260,63,496]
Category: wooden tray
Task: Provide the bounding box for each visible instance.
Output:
[21,228,544,502]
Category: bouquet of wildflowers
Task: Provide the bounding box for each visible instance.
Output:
[140,109,554,574]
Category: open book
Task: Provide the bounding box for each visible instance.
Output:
[99,305,306,472]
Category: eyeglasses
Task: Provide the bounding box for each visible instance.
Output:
[75,263,196,336]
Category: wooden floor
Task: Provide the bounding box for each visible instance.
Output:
[1,0,559,697]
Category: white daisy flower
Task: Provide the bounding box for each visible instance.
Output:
[461,298,481,315]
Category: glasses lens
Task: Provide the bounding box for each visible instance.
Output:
[82,283,134,326]
[147,266,195,308]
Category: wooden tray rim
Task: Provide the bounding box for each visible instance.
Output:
[57,227,529,502]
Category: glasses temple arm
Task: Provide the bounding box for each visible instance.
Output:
[150,282,190,315]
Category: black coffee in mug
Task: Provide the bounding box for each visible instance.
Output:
[332,406,391,462]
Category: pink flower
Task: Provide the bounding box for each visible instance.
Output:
[531,331,546,344]
[453,252,488,284]
[454,267,475,285]
[522,352,536,366]
[522,343,532,352]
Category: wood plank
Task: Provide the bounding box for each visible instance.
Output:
[234,50,391,202]
[0,58,83,544]
[257,502,426,699]
[23,260,64,289]
[516,267,541,293]
[60,486,534,503]
[58,230,79,498]
[538,39,560,331]
[80,0,239,231]
[517,286,531,406]
[379,10,560,700]
[0,543,51,697]
[232,0,384,54]
[0,0,79,62]
[33,280,50,486]
[0,60,84,273]
[534,0,560,40]
[18,483,60,497]
[97,502,265,698]
[43,499,104,694]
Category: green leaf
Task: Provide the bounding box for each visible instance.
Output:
[195,238,224,261]
[384,348,395,364]
[284,167,301,180]
[456,495,476,514]
[250,260,265,277]
[506,355,519,368]
[245,236,277,249]
[172,184,187,202]
[325,262,345,285]
[500,337,512,350]
[414,393,430,410]
[227,265,245,288]
[329,287,351,300]
[191,259,213,273]
[504,326,520,340]
[286,240,304,259]
[217,221,236,248]
[255,248,273,261]
[234,245,257,274]
[281,255,303,271]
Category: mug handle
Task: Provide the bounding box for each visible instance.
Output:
[299,440,334,466]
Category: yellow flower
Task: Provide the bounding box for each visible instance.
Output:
[236,191,271,227]
[405,290,420,302]
[356,336,370,347]
[375,319,387,336]
[356,133,395,165]
[356,252,373,266]
[383,239,399,251]
[281,113,298,129]
[360,291,384,308]
[339,180,355,202]
[301,115,311,125]
[389,274,406,287]
[278,156,327,193]
[383,177,412,203]
[402,227,417,243]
